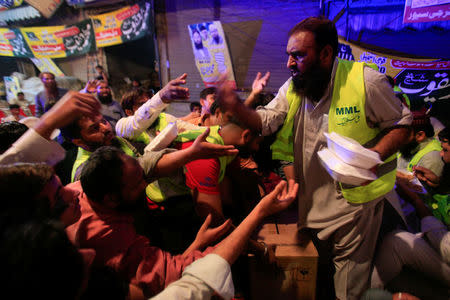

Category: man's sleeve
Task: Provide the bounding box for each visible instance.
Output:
[137,148,177,183]
[256,78,291,136]
[0,129,65,165]
[364,67,412,130]
[417,151,445,178]
[150,254,234,300]
[421,216,450,264]
[115,92,169,139]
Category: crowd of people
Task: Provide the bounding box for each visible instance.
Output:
[0,16,448,300]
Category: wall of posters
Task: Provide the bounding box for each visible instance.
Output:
[20,19,96,58]
[188,21,236,88]
[91,2,150,48]
[337,39,450,110]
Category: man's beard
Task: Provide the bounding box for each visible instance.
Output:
[45,83,58,99]
[291,60,331,102]
[236,144,252,159]
[116,192,147,213]
[399,140,419,159]
[98,93,113,104]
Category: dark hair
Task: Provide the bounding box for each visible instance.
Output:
[95,65,104,70]
[0,163,54,224]
[16,92,24,96]
[288,16,338,60]
[39,72,55,80]
[81,266,129,300]
[210,99,220,114]
[0,121,28,154]
[438,127,449,142]
[9,104,20,109]
[121,87,149,112]
[60,118,83,141]
[190,101,201,112]
[0,220,84,300]
[411,111,435,138]
[80,146,125,203]
[200,87,217,100]
[386,75,395,88]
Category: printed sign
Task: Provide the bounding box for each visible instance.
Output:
[20,19,96,58]
[0,0,23,11]
[3,76,21,102]
[188,21,236,88]
[0,28,33,57]
[337,39,449,109]
[404,0,450,23]
[91,2,150,48]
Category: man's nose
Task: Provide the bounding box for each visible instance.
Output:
[287,55,295,69]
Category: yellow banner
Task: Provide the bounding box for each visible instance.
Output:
[19,19,96,58]
[30,58,65,77]
[91,2,150,48]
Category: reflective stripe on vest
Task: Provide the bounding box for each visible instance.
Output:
[145,126,236,203]
[406,139,442,172]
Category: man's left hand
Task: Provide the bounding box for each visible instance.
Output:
[189,127,239,160]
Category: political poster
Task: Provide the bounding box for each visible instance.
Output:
[91,2,150,48]
[4,76,21,102]
[0,28,33,57]
[188,21,236,88]
[337,39,450,110]
[20,19,96,58]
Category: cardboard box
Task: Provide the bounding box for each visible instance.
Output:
[248,223,318,300]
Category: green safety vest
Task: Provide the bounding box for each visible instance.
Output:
[404,139,442,172]
[427,193,450,226]
[71,136,138,182]
[145,125,236,203]
[133,112,169,145]
[271,59,396,204]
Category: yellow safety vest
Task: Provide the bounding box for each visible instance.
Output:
[133,112,169,145]
[70,136,137,182]
[271,59,396,204]
[402,139,442,172]
[145,126,236,203]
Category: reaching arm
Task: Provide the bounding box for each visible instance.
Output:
[370,127,411,161]
[151,128,238,178]
[214,180,298,265]
[244,71,271,108]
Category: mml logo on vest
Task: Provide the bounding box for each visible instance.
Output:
[335,106,361,115]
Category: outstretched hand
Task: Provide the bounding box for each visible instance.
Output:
[84,80,99,93]
[159,73,190,103]
[194,214,232,249]
[252,71,270,95]
[189,127,239,160]
[257,180,298,218]
[35,91,101,140]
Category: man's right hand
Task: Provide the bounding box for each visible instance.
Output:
[256,180,298,218]
[159,73,190,103]
[34,91,100,140]
[413,165,440,188]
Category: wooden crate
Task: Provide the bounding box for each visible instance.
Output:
[248,223,318,300]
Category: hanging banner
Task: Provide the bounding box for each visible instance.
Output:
[337,38,450,109]
[19,19,96,58]
[91,2,150,48]
[188,21,236,88]
[0,28,33,57]
[403,0,450,23]
[30,57,65,77]
[24,0,63,18]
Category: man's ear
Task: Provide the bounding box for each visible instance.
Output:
[415,131,426,143]
[102,193,119,209]
[125,109,133,117]
[242,129,252,144]
[320,45,333,66]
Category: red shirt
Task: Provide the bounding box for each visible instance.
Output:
[65,181,211,297]
[180,141,221,195]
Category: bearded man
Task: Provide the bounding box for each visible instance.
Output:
[35,72,68,117]
[221,16,412,299]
